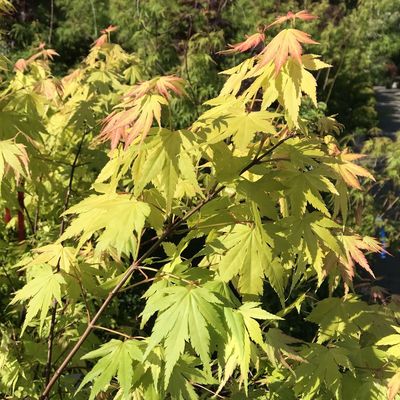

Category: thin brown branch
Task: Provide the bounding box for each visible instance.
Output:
[119,276,156,293]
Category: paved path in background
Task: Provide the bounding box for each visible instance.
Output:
[371,86,400,294]
[374,86,400,135]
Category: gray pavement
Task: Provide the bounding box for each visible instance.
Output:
[374,86,400,136]
[371,86,400,294]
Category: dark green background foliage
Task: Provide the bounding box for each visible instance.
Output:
[1,0,399,130]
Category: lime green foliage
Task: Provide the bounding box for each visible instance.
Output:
[1,7,400,400]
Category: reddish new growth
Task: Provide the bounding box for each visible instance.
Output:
[267,10,318,28]
[219,32,265,54]
[260,10,318,74]
[14,42,59,72]
[97,76,185,149]
[219,10,318,75]
[127,75,185,100]
[93,25,118,47]
[258,29,318,74]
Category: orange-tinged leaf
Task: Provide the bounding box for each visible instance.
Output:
[27,45,59,63]
[97,94,167,149]
[340,235,384,279]
[101,25,118,34]
[267,10,318,29]
[40,48,60,60]
[220,32,265,54]
[155,76,185,99]
[92,26,118,47]
[333,150,375,189]
[14,58,28,72]
[93,33,108,47]
[35,79,62,100]
[387,370,400,400]
[97,76,184,149]
[258,29,318,74]
[126,75,185,100]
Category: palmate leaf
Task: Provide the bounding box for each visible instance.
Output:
[59,193,150,257]
[11,265,66,334]
[243,57,329,127]
[217,303,281,394]
[141,285,224,387]
[306,296,366,343]
[328,150,375,189]
[227,110,278,150]
[219,58,255,97]
[132,129,201,213]
[77,339,143,400]
[217,224,273,296]
[281,168,338,216]
[264,328,303,367]
[293,344,352,400]
[258,29,318,74]
[0,139,29,185]
[18,244,76,273]
[326,235,384,284]
[282,212,342,268]
[97,75,184,149]
[194,96,278,149]
[97,94,168,149]
[167,354,216,400]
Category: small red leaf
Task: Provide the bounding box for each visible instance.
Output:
[219,32,265,55]
[267,10,318,29]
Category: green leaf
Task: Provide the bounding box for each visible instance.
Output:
[11,265,66,334]
[0,139,29,186]
[141,285,223,387]
[60,193,150,256]
[78,339,143,400]
[217,224,273,296]
[294,344,351,399]
[167,354,216,400]
[218,303,274,394]
[307,296,366,343]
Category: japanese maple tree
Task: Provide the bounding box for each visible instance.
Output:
[1,8,400,400]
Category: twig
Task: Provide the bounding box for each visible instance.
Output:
[119,276,156,293]
[192,382,226,398]
[23,203,34,233]
[139,266,199,286]
[92,325,142,340]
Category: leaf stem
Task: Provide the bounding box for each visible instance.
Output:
[92,325,143,340]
